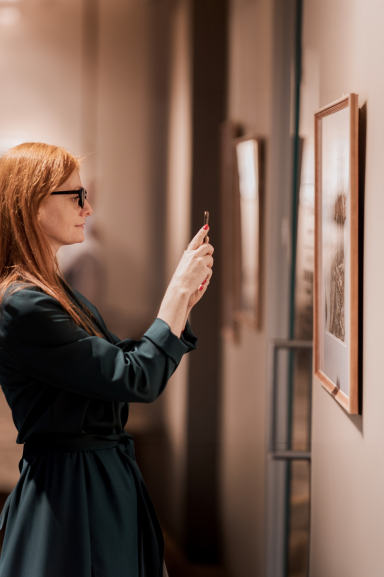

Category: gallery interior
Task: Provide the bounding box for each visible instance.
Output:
[0,0,382,575]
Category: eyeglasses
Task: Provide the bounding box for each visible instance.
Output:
[50,188,87,209]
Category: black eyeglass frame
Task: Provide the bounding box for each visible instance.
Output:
[50,188,87,209]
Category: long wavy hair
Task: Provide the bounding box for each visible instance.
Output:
[0,142,101,336]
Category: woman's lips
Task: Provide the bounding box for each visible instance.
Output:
[76,224,85,229]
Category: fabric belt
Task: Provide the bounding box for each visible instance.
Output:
[23,431,135,457]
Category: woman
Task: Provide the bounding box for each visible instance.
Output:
[0,143,213,577]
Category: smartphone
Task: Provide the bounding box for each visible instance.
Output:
[204,211,209,243]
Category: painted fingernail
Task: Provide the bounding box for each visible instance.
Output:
[203,225,209,230]
[199,285,204,291]
[202,279,207,285]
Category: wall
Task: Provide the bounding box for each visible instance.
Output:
[219,0,274,574]
[97,0,157,325]
[0,0,83,154]
[302,1,384,575]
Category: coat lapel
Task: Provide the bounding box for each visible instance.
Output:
[59,277,114,343]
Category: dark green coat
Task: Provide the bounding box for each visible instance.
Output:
[0,283,197,577]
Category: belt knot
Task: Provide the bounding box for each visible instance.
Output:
[116,431,136,461]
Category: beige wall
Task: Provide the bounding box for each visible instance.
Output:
[220,0,274,575]
[302,0,384,575]
[0,0,83,156]
[97,0,154,322]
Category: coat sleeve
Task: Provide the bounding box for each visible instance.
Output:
[109,319,197,353]
[0,288,198,403]
[71,287,198,353]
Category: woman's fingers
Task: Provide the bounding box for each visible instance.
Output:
[203,266,213,281]
[198,277,211,291]
[188,226,209,250]
[199,269,213,291]
[201,254,213,268]
[195,242,214,257]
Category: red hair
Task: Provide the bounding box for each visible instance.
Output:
[0,142,101,336]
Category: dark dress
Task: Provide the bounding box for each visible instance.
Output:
[0,282,197,577]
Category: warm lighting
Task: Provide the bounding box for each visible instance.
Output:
[0,6,21,26]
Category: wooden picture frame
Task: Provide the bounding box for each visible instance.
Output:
[314,94,359,414]
[233,135,263,330]
[220,121,242,342]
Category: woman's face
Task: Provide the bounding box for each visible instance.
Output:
[37,168,93,255]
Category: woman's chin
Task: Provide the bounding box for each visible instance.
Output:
[74,230,85,242]
[66,232,85,245]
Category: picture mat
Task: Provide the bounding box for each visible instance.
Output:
[236,139,259,315]
[319,106,350,397]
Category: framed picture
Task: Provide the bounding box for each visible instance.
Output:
[220,121,242,342]
[314,93,359,414]
[233,135,263,330]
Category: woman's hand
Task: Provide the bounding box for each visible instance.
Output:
[187,235,212,308]
[170,227,214,298]
[157,226,214,337]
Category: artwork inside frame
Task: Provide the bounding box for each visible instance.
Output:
[233,134,263,331]
[314,93,360,414]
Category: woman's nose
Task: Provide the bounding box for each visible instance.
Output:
[82,199,93,217]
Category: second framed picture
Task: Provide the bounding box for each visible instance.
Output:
[233,135,263,330]
[314,93,360,414]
